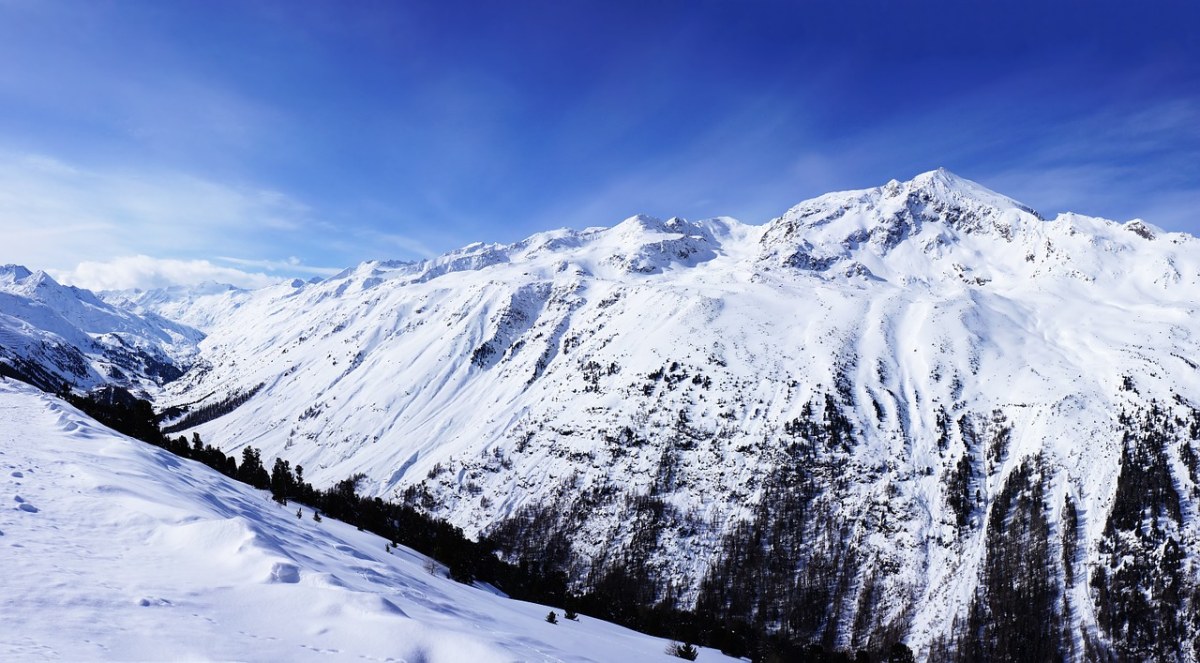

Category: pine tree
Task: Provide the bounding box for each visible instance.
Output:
[238,446,269,489]
[666,642,699,660]
[270,457,294,504]
[888,643,915,663]
[295,464,307,501]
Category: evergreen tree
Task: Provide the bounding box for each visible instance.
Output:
[887,643,915,663]
[294,464,308,501]
[954,459,1060,661]
[666,641,699,660]
[237,446,269,489]
[270,457,294,504]
[1093,404,1194,661]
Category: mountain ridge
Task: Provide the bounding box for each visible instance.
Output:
[5,169,1200,659]
[141,170,1200,658]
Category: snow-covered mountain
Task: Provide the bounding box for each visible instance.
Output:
[100,281,254,334]
[22,168,1198,659]
[0,378,727,662]
[0,265,202,393]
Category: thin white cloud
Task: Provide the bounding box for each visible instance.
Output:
[0,148,459,288]
[51,255,280,291]
[367,232,438,259]
[218,256,343,276]
[977,99,1200,224]
[0,149,322,279]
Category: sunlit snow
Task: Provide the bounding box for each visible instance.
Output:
[0,380,731,662]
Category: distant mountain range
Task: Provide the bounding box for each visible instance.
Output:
[0,264,201,392]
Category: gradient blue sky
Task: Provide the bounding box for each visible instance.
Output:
[1,0,1197,288]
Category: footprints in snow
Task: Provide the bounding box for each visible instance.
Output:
[9,465,37,513]
[334,543,373,561]
[299,644,341,655]
[14,494,38,513]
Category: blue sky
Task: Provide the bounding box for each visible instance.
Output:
[0,0,1197,288]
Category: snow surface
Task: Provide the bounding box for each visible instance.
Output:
[0,379,733,662]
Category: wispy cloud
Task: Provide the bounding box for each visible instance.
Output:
[0,150,327,287]
[364,232,438,260]
[50,255,279,291]
[976,97,1200,224]
[219,256,342,277]
[0,146,461,289]
[0,1,280,166]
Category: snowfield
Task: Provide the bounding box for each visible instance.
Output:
[0,379,732,662]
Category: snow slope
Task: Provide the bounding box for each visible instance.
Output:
[140,169,1200,656]
[0,265,201,393]
[0,378,731,662]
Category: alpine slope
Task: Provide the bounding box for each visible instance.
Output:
[0,378,733,662]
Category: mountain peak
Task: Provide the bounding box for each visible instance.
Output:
[896,167,1038,217]
[0,264,34,282]
[0,265,65,296]
[759,169,1048,274]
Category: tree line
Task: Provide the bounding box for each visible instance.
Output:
[56,384,923,661]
